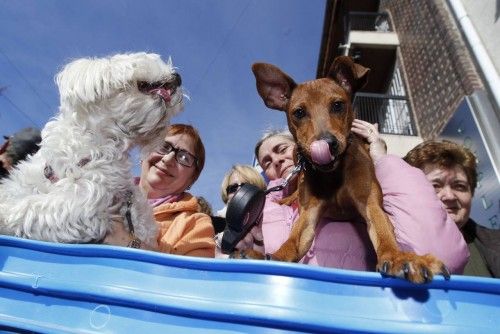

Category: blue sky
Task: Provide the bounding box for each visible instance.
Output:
[0,0,325,210]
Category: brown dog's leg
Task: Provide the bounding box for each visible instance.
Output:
[359,180,449,283]
[231,194,324,262]
[272,198,325,262]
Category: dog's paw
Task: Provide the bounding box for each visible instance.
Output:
[229,249,267,260]
[376,252,450,284]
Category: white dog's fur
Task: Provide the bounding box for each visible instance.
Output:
[0,52,183,244]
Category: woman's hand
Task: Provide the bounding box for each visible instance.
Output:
[234,214,265,253]
[104,219,158,250]
[104,219,133,246]
[351,119,387,162]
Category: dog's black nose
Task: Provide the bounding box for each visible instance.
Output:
[172,72,182,87]
[325,136,339,156]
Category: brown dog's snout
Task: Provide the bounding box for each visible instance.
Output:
[324,135,339,156]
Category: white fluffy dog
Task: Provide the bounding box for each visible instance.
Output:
[0,52,183,245]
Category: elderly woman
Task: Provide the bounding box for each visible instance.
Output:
[105,124,215,257]
[404,140,499,277]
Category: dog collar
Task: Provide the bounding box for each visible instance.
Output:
[123,191,142,249]
[44,157,91,183]
[265,156,304,194]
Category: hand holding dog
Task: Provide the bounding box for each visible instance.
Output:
[234,216,265,254]
[351,119,387,163]
[104,220,158,250]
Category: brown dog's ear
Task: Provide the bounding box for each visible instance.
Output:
[327,56,370,97]
[252,63,297,111]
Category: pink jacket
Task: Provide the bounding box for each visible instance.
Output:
[261,155,469,274]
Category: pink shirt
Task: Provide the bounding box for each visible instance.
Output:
[261,155,469,273]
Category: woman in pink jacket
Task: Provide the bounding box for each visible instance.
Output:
[237,120,469,274]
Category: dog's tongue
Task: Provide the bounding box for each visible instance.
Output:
[310,140,334,165]
[150,88,172,102]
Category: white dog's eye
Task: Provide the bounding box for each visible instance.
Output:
[138,73,181,94]
[137,80,178,93]
[137,81,154,92]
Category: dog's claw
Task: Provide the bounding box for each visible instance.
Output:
[441,265,451,280]
[265,254,273,260]
[229,250,249,259]
[379,261,390,275]
[403,263,410,279]
[422,267,430,283]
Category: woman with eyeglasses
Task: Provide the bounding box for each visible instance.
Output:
[105,123,215,257]
[235,121,469,274]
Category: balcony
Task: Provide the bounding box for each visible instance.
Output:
[347,12,393,32]
[354,92,417,136]
[317,3,422,153]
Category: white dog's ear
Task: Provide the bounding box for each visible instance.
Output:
[55,55,136,105]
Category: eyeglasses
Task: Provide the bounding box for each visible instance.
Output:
[156,141,197,168]
[226,183,246,195]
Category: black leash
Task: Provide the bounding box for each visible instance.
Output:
[264,155,305,195]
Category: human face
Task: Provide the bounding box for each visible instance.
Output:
[156,141,198,167]
[423,164,473,229]
[226,173,246,203]
[258,136,295,181]
[140,133,197,199]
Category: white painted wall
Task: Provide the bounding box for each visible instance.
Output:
[381,134,423,157]
[460,0,500,74]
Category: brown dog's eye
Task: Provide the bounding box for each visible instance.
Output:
[331,101,344,113]
[293,107,306,120]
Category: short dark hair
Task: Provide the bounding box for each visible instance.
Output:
[5,127,42,166]
[403,140,477,194]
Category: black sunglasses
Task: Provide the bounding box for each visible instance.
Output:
[226,183,246,195]
[156,141,197,168]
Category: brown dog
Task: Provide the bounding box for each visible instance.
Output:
[243,56,449,283]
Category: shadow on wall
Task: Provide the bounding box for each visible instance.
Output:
[496,0,500,22]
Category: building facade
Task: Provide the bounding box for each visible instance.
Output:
[317,0,499,228]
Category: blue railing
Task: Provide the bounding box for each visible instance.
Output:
[348,11,393,32]
[0,235,499,333]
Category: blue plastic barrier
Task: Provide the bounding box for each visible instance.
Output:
[0,235,499,333]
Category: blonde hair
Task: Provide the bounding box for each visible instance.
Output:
[220,164,267,204]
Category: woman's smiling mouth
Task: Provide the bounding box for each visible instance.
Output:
[154,164,173,177]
